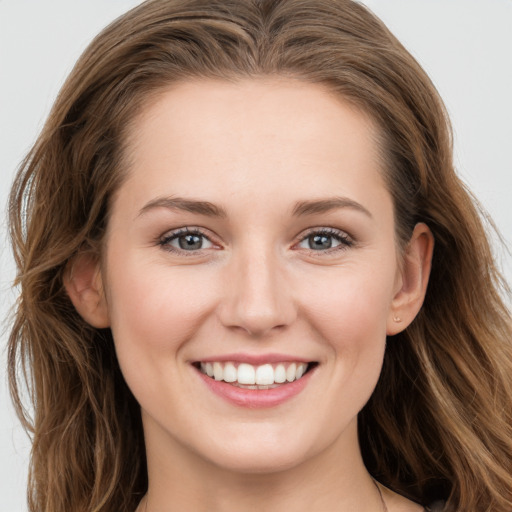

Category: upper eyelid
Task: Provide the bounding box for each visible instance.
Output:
[295,226,353,242]
[300,226,348,235]
[160,226,214,240]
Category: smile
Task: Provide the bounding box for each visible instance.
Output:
[198,361,312,389]
[193,355,318,408]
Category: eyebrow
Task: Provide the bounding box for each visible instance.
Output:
[292,197,373,218]
[137,196,227,218]
[137,195,372,219]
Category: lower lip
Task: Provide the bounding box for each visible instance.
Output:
[195,366,315,408]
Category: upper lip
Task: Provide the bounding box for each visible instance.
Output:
[193,353,314,365]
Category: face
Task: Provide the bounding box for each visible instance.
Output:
[101,78,405,474]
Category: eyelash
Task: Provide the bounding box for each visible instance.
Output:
[157,227,354,255]
[158,228,215,256]
[296,227,354,254]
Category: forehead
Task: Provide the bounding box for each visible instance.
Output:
[117,78,388,214]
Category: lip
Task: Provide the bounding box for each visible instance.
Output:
[193,362,317,409]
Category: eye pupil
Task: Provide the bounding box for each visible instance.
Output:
[309,234,332,250]
[179,234,203,250]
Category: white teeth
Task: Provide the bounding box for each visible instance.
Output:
[237,363,256,385]
[274,364,287,384]
[223,362,237,383]
[198,361,310,386]
[286,363,296,382]
[255,364,274,385]
[213,362,223,381]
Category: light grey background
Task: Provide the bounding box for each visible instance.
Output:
[1,1,511,510]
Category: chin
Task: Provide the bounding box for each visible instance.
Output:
[207,446,309,475]
[190,423,330,475]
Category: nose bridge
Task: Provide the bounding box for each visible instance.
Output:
[219,241,296,337]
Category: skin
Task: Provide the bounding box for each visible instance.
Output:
[66,78,432,511]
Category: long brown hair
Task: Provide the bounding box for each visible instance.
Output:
[8,1,512,511]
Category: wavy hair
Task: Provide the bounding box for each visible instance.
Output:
[8,1,512,511]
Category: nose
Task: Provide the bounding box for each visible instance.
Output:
[217,246,297,338]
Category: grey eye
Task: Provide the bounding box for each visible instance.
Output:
[164,232,214,251]
[178,234,203,250]
[299,233,342,251]
[308,234,334,250]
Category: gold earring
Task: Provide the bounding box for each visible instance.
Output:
[393,316,402,323]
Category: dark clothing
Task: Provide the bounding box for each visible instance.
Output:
[425,501,446,511]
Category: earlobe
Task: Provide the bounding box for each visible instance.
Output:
[387,223,434,335]
[63,252,110,328]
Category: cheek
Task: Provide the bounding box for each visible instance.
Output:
[103,257,223,415]
[300,266,395,352]
[105,256,220,357]
[275,265,396,447]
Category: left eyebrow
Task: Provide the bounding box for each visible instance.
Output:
[137,196,228,219]
[292,197,373,218]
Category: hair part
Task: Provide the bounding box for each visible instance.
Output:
[8,1,512,511]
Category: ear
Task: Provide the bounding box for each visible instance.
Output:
[387,223,434,335]
[63,252,110,328]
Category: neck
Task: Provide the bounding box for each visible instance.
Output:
[140,416,385,512]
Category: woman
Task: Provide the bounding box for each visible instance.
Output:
[7,1,512,511]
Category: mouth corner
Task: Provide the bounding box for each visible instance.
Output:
[306,361,319,373]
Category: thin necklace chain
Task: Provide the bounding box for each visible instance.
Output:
[141,481,388,512]
[373,478,389,512]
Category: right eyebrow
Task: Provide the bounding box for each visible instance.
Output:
[136,196,228,219]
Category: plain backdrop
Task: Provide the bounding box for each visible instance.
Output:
[1,1,511,510]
